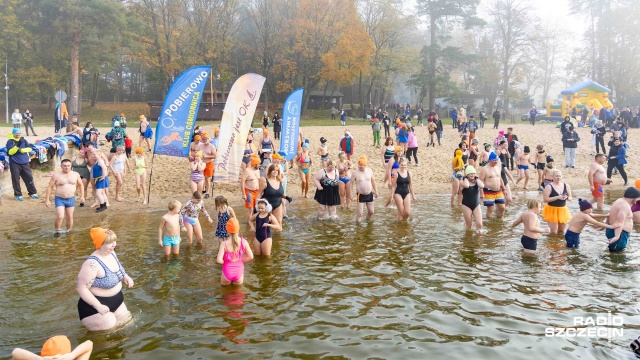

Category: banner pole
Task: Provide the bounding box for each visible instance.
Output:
[146,153,155,207]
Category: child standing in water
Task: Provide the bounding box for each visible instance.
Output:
[179,191,213,245]
[510,199,550,254]
[542,156,555,188]
[159,200,182,260]
[250,199,281,256]
[216,218,254,285]
[564,198,617,248]
[215,195,236,243]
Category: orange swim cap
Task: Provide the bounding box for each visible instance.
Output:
[394,146,402,153]
[358,156,367,166]
[201,132,209,139]
[214,127,220,135]
[194,135,201,141]
[90,227,110,249]
[135,147,143,155]
[226,218,240,234]
[635,179,640,189]
[250,155,261,166]
[41,335,71,356]
[272,153,283,160]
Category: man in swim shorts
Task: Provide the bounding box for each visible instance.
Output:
[352,156,378,222]
[45,159,85,235]
[242,155,261,231]
[479,151,506,218]
[588,153,607,210]
[606,187,640,252]
[198,132,217,198]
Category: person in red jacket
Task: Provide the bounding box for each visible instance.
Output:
[339,130,355,161]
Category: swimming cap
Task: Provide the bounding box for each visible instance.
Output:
[302,143,310,149]
[201,132,209,139]
[214,127,220,135]
[226,218,239,234]
[250,155,261,166]
[90,227,110,249]
[546,156,554,163]
[194,135,201,141]
[484,143,491,149]
[624,187,640,199]
[499,130,505,135]
[41,335,71,356]
[113,121,120,127]
[320,137,327,143]
[465,165,476,175]
[139,114,145,119]
[578,198,592,212]
[272,153,283,160]
[635,179,640,189]
[358,156,367,166]
[394,146,402,153]
[488,152,498,161]
[195,151,203,158]
[135,147,143,155]
[471,138,478,144]
[12,128,21,134]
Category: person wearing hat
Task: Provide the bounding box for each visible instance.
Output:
[76,228,134,331]
[6,128,38,201]
[478,151,506,218]
[297,142,313,198]
[339,130,355,160]
[138,115,152,152]
[198,132,217,198]
[460,165,484,230]
[477,143,492,167]
[12,335,93,360]
[605,187,640,252]
[542,155,555,188]
[352,155,378,222]
[106,120,126,153]
[561,124,580,168]
[242,154,261,230]
[493,130,505,149]
[340,108,347,126]
[588,154,607,209]
[212,127,220,148]
[564,198,617,248]
[216,218,254,285]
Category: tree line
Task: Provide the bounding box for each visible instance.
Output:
[1,0,637,117]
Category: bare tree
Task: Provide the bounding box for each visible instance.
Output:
[489,0,534,114]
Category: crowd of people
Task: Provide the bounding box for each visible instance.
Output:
[4,104,640,359]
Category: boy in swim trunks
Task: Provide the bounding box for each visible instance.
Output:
[565,198,616,248]
[514,145,531,189]
[534,144,546,191]
[159,199,182,260]
[510,199,550,254]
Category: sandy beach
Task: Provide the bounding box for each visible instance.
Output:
[1,122,637,218]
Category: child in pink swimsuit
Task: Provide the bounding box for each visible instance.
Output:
[216,218,254,285]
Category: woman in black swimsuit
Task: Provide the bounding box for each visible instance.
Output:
[313,160,341,219]
[460,165,484,230]
[260,163,285,228]
[387,157,417,220]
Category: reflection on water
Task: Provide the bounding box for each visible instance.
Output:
[1,189,640,359]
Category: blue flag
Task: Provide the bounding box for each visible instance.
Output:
[279,88,304,161]
[154,66,211,157]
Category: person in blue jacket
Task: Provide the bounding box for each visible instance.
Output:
[450,107,458,128]
[5,128,39,201]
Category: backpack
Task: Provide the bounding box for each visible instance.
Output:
[112,129,124,140]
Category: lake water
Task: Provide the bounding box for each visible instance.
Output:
[1,189,640,359]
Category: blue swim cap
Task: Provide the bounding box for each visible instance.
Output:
[12,128,21,134]
[488,151,498,161]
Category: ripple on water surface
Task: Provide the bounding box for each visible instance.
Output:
[1,190,640,359]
